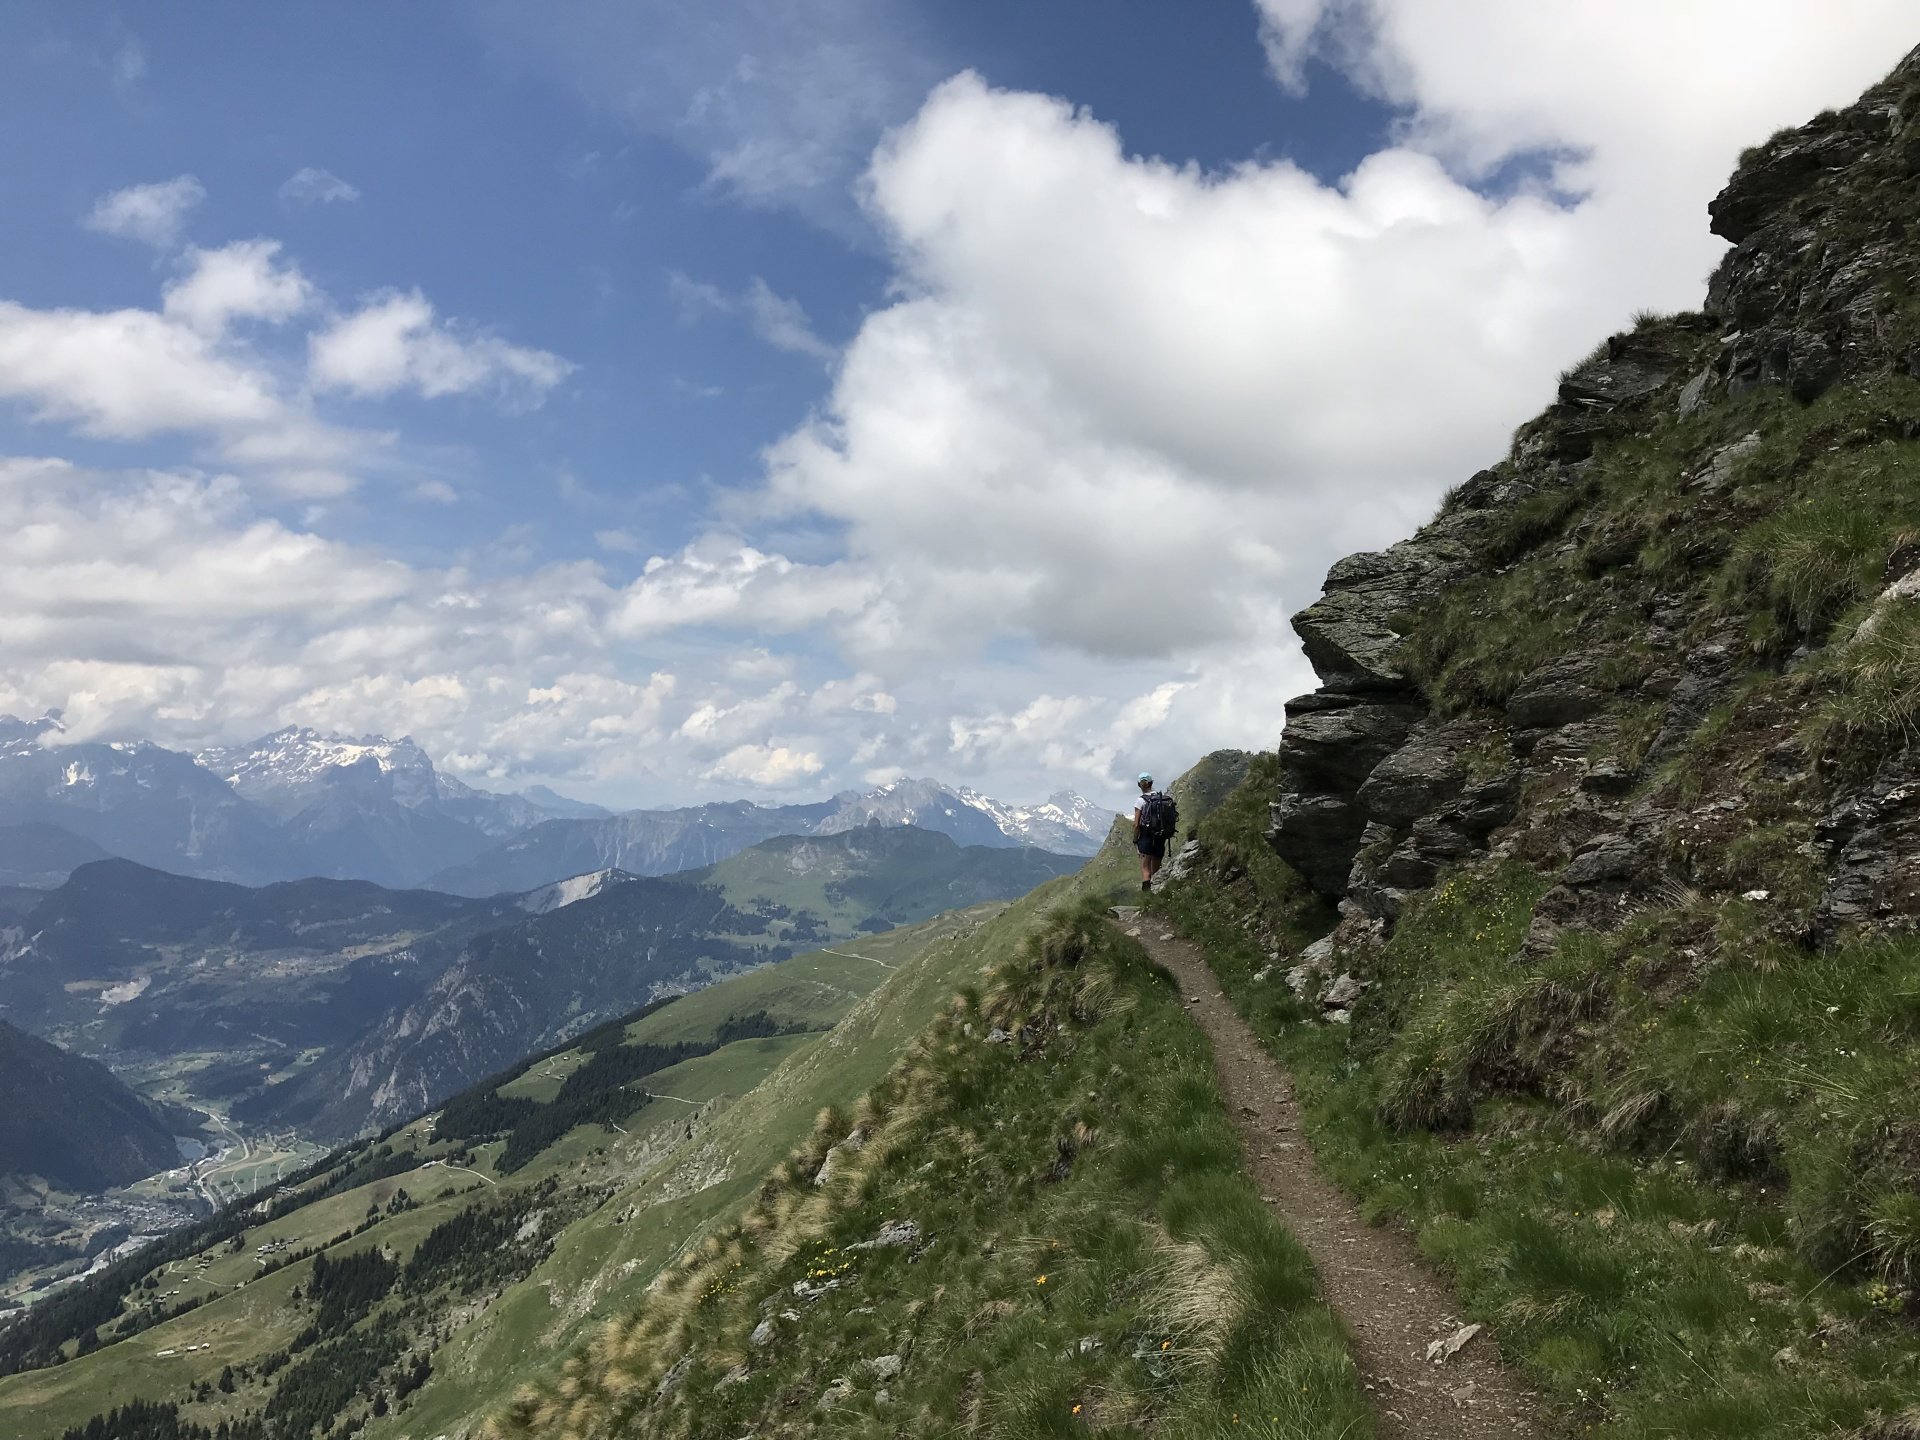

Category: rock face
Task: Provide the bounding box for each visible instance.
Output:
[1814,752,1920,945]
[1267,43,1920,954]
[1267,489,1520,911]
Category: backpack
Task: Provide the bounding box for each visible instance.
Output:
[1140,791,1179,841]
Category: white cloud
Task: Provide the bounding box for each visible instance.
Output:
[309,289,574,403]
[163,240,315,335]
[727,16,1912,777]
[608,538,874,639]
[669,271,835,362]
[706,742,824,788]
[475,0,938,226]
[741,277,834,362]
[0,300,287,438]
[84,175,205,249]
[279,167,361,204]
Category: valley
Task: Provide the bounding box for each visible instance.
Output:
[0,827,1082,1308]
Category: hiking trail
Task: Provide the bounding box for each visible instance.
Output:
[1112,909,1549,1440]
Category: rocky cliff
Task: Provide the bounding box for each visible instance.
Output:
[1270,41,1920,963]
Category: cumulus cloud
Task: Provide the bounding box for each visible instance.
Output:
[732,15,1913,775]
[0,300,287,438]
[84,175,205,248]
[608,538,875,639]
[706,742,824,788]
[163,240,315,335]
[309,289,574,403]
[279,167,361,204]
[0,457,888,801]
[4,212,571,497]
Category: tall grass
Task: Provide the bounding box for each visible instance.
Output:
[489,901,1374,1440]
[1158,778,1920,1440]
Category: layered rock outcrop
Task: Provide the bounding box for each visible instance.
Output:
[1268,42,1920,954]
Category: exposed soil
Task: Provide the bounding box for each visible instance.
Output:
[1112,910,1552,1440]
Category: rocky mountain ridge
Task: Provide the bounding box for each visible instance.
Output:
[427,776,1106,896]
[1270,42,1920,959]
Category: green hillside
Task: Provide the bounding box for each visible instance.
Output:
[0,906,1000,1440]
[492,901,1371,1440]
[0,1021,178,1193]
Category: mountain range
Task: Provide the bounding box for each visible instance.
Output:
[0,716,1107,893]
[0,827,1082,1146]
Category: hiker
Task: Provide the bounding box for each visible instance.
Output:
[1132,773,1178,893]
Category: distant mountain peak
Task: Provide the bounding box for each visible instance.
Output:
[516,867,641,914]
[0,711,68,750]
[812,776,1104,855]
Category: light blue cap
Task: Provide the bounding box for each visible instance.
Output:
[1137,772,1152,784]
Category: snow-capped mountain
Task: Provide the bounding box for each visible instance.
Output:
[0,716,606,889]
[198,727,448,815]
[0,715,299,883]
[197,726,605,838]
[0,714,1103,895]
[815,778,1108,856]
[965,788,1114,854]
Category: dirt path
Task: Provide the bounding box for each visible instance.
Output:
[1112,910,1551,1440]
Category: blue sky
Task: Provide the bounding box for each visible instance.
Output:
[0,2,1386,568]
[0,2,1910,809]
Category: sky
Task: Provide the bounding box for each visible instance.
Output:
[0,2,1912,811]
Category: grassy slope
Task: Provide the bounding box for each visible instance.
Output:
[0,912,990,1440]
[1124,230,1920,1435]
[372,905,1013,1440]
[491,900,1372,1440]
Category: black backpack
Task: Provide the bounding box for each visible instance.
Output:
[1140,791,1178,841]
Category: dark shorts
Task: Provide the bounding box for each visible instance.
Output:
[1135,834,1167,859]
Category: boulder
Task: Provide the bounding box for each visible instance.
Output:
[849,1219,923,1251]
[1677,366,1717,415]
[813,1126,869,1187]
[1270,694,1425,899]
[1580,759,1636,797]
[1291,544,1454,691]
[1686,432,1762,493]
[1642,634,1743,767]
[864,1354,905,1382]
[1562,834,1646,887]
[1356,723,1470,828]
[1160,838,1203,884]
[1279,694,1428,790]
[1320,973,1367,1009]
[1507,655,1609,731]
